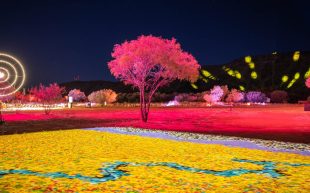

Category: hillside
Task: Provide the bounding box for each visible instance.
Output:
[60,51,310,102]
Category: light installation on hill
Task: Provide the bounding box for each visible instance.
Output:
[0,53,26,97]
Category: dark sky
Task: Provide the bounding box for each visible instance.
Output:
[0,0,310,87]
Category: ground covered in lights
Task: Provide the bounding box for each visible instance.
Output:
[0,130,310,192]
[2,105,310,143]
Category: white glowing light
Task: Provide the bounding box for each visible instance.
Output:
[0,71,4,79]
[0,53,26,97]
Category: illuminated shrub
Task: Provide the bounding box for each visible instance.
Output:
[226,89,244,103]
[210,86,224,102]
[68,89,86,102]
[270,90,288,103]
[29,83,65,114]
[220,85,229,101]
[306,77,310,88]
[245,91,267,103]
[88,89,117,104]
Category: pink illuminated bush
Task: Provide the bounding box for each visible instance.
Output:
[68,89,86,102]
[245,91,267,103]
[226,89,244,103]
[29,83,65,114]
[108,35,200,122]
[88,89,117,105]
[306,77,310,88]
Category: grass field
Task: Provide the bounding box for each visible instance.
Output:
[1,104,310,143]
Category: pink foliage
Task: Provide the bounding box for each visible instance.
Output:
[68,89,86,102]
[226,89,244,103]
[29,83,64,103]
[306,77,310,88]
[108,35,200,122]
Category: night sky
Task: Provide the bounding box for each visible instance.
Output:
[0,0,310,87]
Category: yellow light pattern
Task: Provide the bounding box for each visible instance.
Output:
[0,53,26,97]
[201,69,211,77]
[287,79,296,88]
[282,75,289,83]
[239,85,245,91]
[304,68,310,79]
[191,83,198,89]
[293,51,300,62]
[251,71,258,79]
[294,72,300,80]
[202,78,208,83]
[248,62,255,69]
[235,71,242,79]
[272,51,277,55]
[244,56,252,63]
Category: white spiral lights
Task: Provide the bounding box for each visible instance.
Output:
[0,53,26,97]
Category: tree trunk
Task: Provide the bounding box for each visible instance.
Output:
[140,89,149,122]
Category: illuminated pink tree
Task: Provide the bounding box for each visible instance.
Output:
[29,83,65,114]
[306,77,310,88]
[108,35,200,122]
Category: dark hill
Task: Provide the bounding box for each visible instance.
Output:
[60,51,310,102]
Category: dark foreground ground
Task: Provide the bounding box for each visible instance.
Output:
[1,104,309,143]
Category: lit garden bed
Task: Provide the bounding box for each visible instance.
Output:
[0,130,309,192]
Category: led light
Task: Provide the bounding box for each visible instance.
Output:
[293,51,300,62]
[251,71,258,79]
[248,62,255,69]
[294,72,300,80]
[244,56,252,63]
[304,68,310,79]
[201,69,211,77]
[282,75,289,83]
[239,85,245,91]
[191,83,198,89]
[0,71,4,79]
[0,53,26,97]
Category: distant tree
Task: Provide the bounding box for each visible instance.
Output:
[210,86,224,102]
[68,89,86,102]
[108,35,200,122]
[306,77,310,88]
[29,83,65,114]
[88,89,117,105]
[226,89,244,103]
[270,90,288,103]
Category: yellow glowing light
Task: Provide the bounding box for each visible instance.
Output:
[304,68,310,79]
[0,67,10,83]
[287,79,296,88]
[202,78,208,83]
[201,70,211,77]
[282,75,289,83]
[251,71,258,79]
[0,72,4,79]
[0,53,26,97]
[248,62,255,69]
[293,51,300,62]
[235,72,242,79]
[239,85,245,91]
[272,51,277,55]
[227,70,234,76]
[294,72,300,80]
[191,83,198,89]
[245,56,252,63]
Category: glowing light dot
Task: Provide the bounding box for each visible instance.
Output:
[227,70,234,76]
[0,71,4,79]
[294,72,300,80]
[282,75,289,83]
[272,51,277,55]
[304,68,310,79]
[248,62,255,69]
[201,70,211,77]
[191,83,198,89]
[293,51,300,62]
[236,72,241,79]
[251,71,258,79]
[239,85,245,91]
[245,56,252,63]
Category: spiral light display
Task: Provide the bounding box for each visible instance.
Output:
[0,53,26,97]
